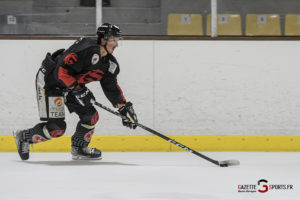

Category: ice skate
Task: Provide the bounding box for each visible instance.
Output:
[13,130,30,160]
[71,146,102,160]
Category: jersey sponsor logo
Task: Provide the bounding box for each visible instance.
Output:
[54,97,63,107]
[49,97,65,119]
[49,111,65,118]
[108,60,117,74]
[91,54,100,65]
[64,53,78,65]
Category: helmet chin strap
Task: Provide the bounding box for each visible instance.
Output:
[104,45,109,55]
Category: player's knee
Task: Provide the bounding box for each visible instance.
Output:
[45,120,66,138]
[81,108,99,126]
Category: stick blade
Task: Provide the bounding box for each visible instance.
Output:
[219,159,240,167]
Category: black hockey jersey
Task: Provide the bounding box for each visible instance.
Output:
[46,37,126,107]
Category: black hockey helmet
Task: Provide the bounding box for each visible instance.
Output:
[97,23,122,43]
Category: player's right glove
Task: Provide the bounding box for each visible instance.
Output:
[118,102,138,129]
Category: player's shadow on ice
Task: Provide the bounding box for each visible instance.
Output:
[22,161,138,166]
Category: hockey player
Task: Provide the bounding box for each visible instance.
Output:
[14,23,138,160]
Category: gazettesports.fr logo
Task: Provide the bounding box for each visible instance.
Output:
[238,179,294,193]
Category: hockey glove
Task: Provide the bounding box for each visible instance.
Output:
[118,102,138,129]
[67,87,95,107]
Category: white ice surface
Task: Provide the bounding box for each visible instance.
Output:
[0,152,299,200]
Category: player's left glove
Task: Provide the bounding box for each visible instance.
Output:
[118,102,138,129]
[67,86,95,107]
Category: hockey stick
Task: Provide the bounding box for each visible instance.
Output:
[93,101,240,167]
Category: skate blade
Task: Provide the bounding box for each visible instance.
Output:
[72,155,102,161]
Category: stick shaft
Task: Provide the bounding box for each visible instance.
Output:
[94,101,220,166]
[136,123,219,165]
